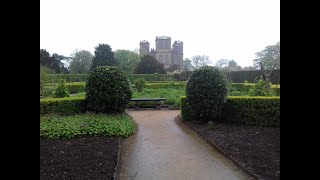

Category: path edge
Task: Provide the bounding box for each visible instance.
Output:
[175,115,262,180]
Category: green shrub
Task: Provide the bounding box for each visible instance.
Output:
[40,97,86,116]
[65,82,86,94]
[40,113,136,139]
[40,66,53,97]
[53,79,69,98]
[186,66,228,122]
[86,66,132,114]
[180,96,280,127]
[134,78,145,92]
[126,74,174,83]
[220,96,280,127]
[248,79,276,96]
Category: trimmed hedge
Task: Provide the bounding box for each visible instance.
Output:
[65,83,85,94]
[180,96,280,127]
[145,82,186,89]
[40,97,86,116]
[47,69,280,84]
[231,83,280,96]
[229,69,280,84]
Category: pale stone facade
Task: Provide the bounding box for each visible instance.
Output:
[139,36,183,69]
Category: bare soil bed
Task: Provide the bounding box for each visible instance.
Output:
[184,121,280,180]
[40,136,120,180]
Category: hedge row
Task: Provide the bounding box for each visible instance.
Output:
[229,69,280,84]
[145,82,186,89]
[47,70,279,84]
[180,96,280,127]
[40,97,86,116]
[232,83,280,95]
[65,83,85,94]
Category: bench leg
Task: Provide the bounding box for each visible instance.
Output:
[156,100,161,110]
[134,102,140,110]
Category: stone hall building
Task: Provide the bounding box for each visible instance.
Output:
[139,36,183,69]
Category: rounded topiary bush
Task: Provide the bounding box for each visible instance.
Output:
[85,66,132,113]
[185,66,228,122]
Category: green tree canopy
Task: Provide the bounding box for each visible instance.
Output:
[254,42,280,70]
[40,49,69,73]
[114,49,140,73]
[69,50,94,74]
[134,55,166,74]
[91,44,117,71]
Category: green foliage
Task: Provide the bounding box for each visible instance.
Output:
[114,49,140,73]
[134,78,145,92]
[207,121,215,130]
[90,44,117,71]
[53,79,70,98]
[134,55,166,74]
[131,88,185,107]
[40,113,136,139]
[86,66,132,113]
[65,82,85,94]
[220,96,280,127]
[229,70,280,84]
[40,65,54,97]
[244,80,249,83]
[40,49,67,73]
[254,42,280,70]
[69,50,93,74]
[145,82,186,89]
[185,66,228,122]
[126,74,175,83]
[180,96,280,127]
[40,97,86,116]
[47,74,90,83]
[248,80,276,96]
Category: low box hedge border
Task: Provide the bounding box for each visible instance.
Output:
[181,96,280,127]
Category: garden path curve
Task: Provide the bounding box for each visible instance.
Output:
[118,110,252,180]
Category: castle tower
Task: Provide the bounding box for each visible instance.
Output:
[155,36,171,68]
[139,40,150,57]
[171,41,183,69]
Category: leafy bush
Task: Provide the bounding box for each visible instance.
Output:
[248,79,276,96]
[181,96,280,127]
[40,113,136,139]
[86,66,132,113]
[53,79,69,98]
[134,78,145,92]
[185,66,228,122]
[40,97,86,116]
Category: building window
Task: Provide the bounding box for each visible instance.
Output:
[159,55,163,63]
[165,55,169,65]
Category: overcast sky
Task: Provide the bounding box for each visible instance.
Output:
[40,0,279,67]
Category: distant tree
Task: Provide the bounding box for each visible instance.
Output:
[254,42,280,70]
[215,59,229,68]
[228,60,237,68]
[91,44,118,71]
[254,42,280,90]
[114,49,140,73]
[40,49,69,73]
[182,58,193,71]
[226,60,242,71]
[69,50,93,74]
[134,55,166,74]
[192,55,211,69]
[167,64,180,72]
